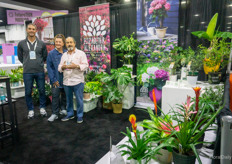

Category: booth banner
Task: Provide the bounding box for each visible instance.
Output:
[136,0,179,107]
[79,3,111,73]
[2,43,17,64]
[32,16,54,44]
[7,10,68,25]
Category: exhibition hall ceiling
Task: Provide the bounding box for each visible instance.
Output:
[11,0,134,12]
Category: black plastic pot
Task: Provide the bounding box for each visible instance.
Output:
[172,151,196,164]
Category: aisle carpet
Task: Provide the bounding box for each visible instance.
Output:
[0,98,150,164]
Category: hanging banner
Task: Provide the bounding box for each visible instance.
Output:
[136,0,179,108]
[79,3,111,73]
[7,10,68,25]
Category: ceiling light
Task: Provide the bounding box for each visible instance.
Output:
[201,22,205,24]
[0,20,3,23]
[180,26,184,28]
[228,16,232,18]
[125,0,130,2]
[227,27,231,28]
[228,22,232,24]
[181,1,186,4]
[194,14,199,17]
[228,4,232,7]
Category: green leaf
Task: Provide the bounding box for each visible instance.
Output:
[206,13,218,41]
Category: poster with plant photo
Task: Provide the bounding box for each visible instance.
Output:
[79,4,111,73]
[136,0,179,108]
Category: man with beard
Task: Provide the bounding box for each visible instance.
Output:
[58,37,88,123]
[18,23,48,119]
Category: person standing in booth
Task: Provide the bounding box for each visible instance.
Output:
[58,37,88,123]
[47,34,67,122]
[17,23,48,119]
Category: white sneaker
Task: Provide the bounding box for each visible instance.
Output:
[48,114,58,122]
[28,110,34,119]
[40,108,47,117]
[59,110,67,116]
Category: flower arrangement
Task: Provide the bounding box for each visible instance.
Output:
[148,0,171,28]
[33,18,48,40]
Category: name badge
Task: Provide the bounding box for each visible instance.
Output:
[30,51,36,60]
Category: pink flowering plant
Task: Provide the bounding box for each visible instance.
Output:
[148,0,171,28]
[140,66,169,90]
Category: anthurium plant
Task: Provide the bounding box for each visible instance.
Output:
[118,114,153,164]
[192,13,232,73]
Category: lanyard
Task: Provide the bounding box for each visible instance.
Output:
[27,41,37,51]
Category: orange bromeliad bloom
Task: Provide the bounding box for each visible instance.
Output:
[129,114,137,138]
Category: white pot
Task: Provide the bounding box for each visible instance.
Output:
[147,27,155,35]
[187,76,198,86]
[130,158,147,164]
[169,75,177,82]
[156,148,172,164]
[155,27,168,39]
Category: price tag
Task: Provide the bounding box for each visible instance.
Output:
[187,61,191,70]
[169,62,175,69]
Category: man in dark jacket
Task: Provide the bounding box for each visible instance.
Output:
[17,23,48,119]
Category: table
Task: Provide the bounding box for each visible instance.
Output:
[161,81,223,115]
[0,76,19,147]
[0,64,22,74]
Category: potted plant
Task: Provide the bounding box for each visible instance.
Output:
[192,13,232,84]
[84,82,92,100]
[148,87,224,164]
[103,66,134,113]
[118,114,153,164]
[168,46,184,81]
[113,33,141,70]
[185,48,204,85]
[148,0,171,39]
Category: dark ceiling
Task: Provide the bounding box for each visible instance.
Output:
[11,0,134,13]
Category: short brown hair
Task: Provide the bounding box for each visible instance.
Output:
[27,23,37,29]
[54,34,66,46]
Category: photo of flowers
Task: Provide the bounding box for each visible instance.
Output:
[137,0,179,40]
[32,16,54,44]
[79,4,111,73]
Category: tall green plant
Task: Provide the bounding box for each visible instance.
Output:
[113,33,141,64]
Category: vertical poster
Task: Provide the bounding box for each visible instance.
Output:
[136,0,179,108]
[32,16,55,53]
[79,4,111,73]
[2,43,17,64]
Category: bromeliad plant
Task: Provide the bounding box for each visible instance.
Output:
[118,114,152,164]
[145,87,224,164]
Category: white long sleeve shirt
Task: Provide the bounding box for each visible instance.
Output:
[58,48,89,86]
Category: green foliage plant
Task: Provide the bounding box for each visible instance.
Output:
[113,33,141,64]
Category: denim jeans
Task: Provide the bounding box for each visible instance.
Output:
[23,72,46,111]
[64,83,84,118]
[51,87,66,115]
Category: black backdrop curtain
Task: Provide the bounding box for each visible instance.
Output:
[53,2,136,69]
[178,0,232,49]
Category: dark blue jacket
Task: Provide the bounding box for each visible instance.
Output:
[47,48,67,88]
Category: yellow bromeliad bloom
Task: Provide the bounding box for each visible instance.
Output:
[132,123,137,133]
[129,114,136,124]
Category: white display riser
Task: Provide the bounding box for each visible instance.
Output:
[3,85,25,99]
[73,96,99,113]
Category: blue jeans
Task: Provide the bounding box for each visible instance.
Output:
[64,83,84,118]
[23,73,46,111]
[51,87,66,115]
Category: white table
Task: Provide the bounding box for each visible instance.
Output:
[0,64,22,74]
[162,81,223,115]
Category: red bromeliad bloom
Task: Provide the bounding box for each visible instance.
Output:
[193,87,201,112]
[159,122,180,135]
